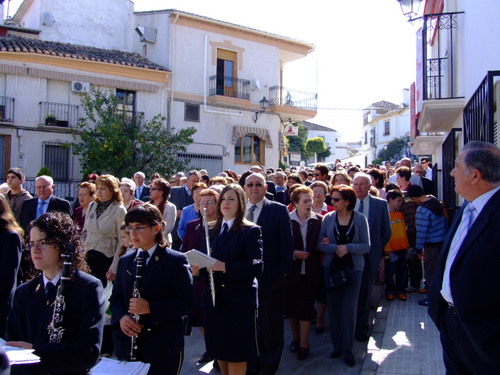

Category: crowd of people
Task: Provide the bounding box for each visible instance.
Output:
[0,140,499,375]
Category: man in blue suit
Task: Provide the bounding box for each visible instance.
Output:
[133,171,150,202]
[428,141,500,374]
[352,172,391,342]
[244,172,293,375]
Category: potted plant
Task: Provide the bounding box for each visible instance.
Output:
[45,114,56,125]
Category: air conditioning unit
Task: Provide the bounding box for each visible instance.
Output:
[71,81,90,93]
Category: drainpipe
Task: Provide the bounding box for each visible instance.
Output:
[167,13,179,131]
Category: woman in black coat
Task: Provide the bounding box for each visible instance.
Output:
[6,212,104,375]
[193,184,263,375]
[0,195,22,338]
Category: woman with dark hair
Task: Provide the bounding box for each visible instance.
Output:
[194,184,263,375]
[148,178,176,243]
[286,186,322,360]
[332,171,351,186]
[110,203,194,375]
[83,175,127,287]
[6,212,104,374]
[177,182,208,243]
[318,185,370,367]
[368,168,387,199]
[0,195,23,337]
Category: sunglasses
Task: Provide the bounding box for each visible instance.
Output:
[246,183,263,188]
[331,197,343,202]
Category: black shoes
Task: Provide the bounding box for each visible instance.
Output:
[344,353,355,367]
[197,352,214,364]
[329,350,342,359]
[418,298,429,306]
[297,346,309,360]
[290,340,300,353]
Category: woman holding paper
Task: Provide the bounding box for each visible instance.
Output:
[195,184,263,375]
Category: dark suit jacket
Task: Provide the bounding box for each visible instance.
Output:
[20,196,73,232]
[169,186,194,244]
[0,230,21,337]
[6,271,104,375]
[421,176,435,196]
[428,189,500,363]
[255,199,293,284]
[135,185,150,202]
[365,195,392,273]
[110,246,194,362]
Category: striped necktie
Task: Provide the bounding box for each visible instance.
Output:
[37,200,47,218]
[247,205,257,222]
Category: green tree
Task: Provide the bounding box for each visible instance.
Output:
[305,137,327,154]
[375,136,413,164]
[285,122,310,159]
[70,89,196,178]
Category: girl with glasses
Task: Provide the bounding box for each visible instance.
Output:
[148,178,176,244]
[110,203,194,375]
[6,212,104,375]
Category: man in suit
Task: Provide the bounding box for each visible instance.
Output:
[244,173,293,375]
[250,165,276,197]
[428,141,500,374]
[352,172,391,342]
[20,175,72,232]
[169,170,200,250]
[133,171,150,202]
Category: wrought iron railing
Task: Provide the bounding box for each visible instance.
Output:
[268,86,318,110]
[463,70,499,145]
[422,12,464,100]
[0,96,15,122]
[442,128,461,221]
[208,75,250,100]
[39,101,79,128]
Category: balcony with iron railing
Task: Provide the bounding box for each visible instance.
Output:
[268,86,318,121]
[0,96,15,122]
[39,101,79,128]
[418,11,466,134]
[208,75,250,100]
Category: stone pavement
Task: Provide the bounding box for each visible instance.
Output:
[180,286,445,375]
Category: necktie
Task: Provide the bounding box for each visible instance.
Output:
[247,205,257,222]
[45,282,57,304]
[220,223,228,239]
[441,202,476,303]
[36,200,47,218]
[135,251,150,289]
[358,199,364,213]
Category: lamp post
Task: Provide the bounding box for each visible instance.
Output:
[253,96,269,123]
[397,0,423,22]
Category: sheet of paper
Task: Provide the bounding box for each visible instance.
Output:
[185,249,217,268]
[0,338,41,365]
[92,357,150,375]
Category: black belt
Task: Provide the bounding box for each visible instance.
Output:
[425,242,443,247]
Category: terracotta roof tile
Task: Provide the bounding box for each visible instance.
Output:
[0,35,169,72]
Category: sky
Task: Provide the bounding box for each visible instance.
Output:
[4,0,420,142]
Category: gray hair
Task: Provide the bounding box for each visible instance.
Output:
[352,172,371,185]
[462,141,500,183]
[120,177,137,192]
[36,175,54,185]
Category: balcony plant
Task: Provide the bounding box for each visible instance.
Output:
[45,114,57,125]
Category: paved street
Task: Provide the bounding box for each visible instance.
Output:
[181,286,445,375]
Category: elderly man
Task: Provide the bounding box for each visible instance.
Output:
[19,175,72,232]
[244,172,292,375]
[133,171,150,201]
[352,172,391,342]
[428,141,500,374]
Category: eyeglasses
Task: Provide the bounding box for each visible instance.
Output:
[125,225,152,233]
[149,187,161,191]
[27,239,53,250]
[314,173,321,177]
[331,198,344,202]
[199,201,215,206]
[313,190,325,195]
[246,183,263,188]
[415,171,422,174]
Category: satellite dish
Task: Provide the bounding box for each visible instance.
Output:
[42,12,55,26]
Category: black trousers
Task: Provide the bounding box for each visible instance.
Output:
[257,275,286,375]
[355,266,376,337]
[439,300,499,375]
[85,250,113,288]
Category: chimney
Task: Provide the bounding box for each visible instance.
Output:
[401,88,410,107]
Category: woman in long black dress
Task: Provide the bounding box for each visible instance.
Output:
[195,184,263,375]
[6,212,104,375]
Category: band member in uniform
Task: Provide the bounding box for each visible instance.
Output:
[6,212,104,375]
[110,203,194,375]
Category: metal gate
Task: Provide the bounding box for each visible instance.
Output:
[442,128,461,221]
[177,152,223,177]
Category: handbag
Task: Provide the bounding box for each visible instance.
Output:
[326,253,355,290]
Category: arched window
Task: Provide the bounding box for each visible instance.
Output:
[235,134,264,164]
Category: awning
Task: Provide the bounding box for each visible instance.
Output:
[232,126,273,148]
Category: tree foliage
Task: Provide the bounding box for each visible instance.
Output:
[286,122,311,159]
[375,136,413,165]
[305,137,327,154]
[70,89,196,178]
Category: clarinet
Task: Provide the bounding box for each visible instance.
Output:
[202,208,216,307]
[47,243,74,343]
[130,251,145,361]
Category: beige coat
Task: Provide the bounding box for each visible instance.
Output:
[83,201,127,273]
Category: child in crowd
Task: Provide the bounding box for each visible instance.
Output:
[384,189,410,301]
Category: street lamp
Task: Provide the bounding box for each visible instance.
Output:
[253,96,269,123]
[397,0,423,22]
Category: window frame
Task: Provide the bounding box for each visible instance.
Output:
[184,103,200,122]
[234,134,265,165]
[384,120,391,136]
